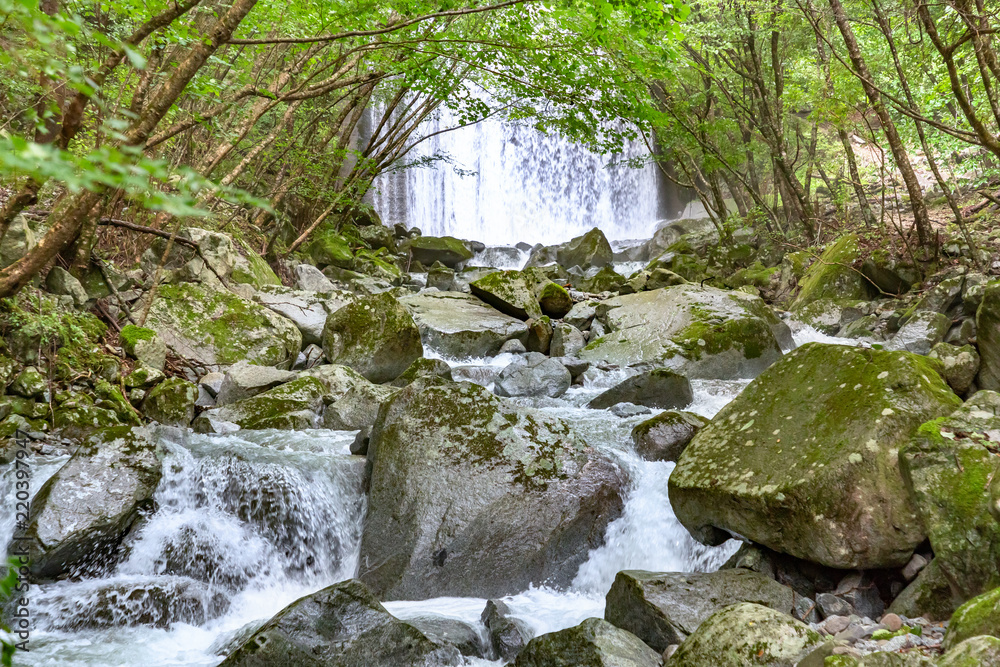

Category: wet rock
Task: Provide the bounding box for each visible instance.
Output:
[193,376,326,432]
[514,617,659,667]
[887,310,952,355]
[609,403,651,417]
[141,282,301,372]
[929,342,980,394]
[470,270,543,320]
[219,579,461,667]
[389,357,453,388]
[550,322,586,357]
[215,361,296,406]
[630,410,708,462]
[604,569,795,652]
[403,614,486,658]
[359,382,625,600]
[403,235,474,268]
[938,635,1000,666]
[900,392,1000,612]
[321,292,423,383]
[141,378,198,427]
[500,339,527,354]
[306,365,398,431]
[557,227,613,270]
[23,426,163,580]
[666,602,822,667]
[482,599,531,661]
[588,368,693,410]
[495,355,572,399]
[400,291,528,357]
[791,234,869,309]
[580,284,792,379]
[669,343,961,569]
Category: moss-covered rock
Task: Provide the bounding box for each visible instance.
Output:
[579,284,792,380]
[928,342,980,394]
[557,227,613,270]
[403,235,473,268]
[359,381,625,600]
[9,366,46,398]
[605,570,794,653]
[140,227,240,284]
[53,404,123,439]
[399,291,528,358]
[631,410,708,462]
[306,226,355,269]
[231,240,281,288]
[574,266,625,293]
[25,426,163,580]
[938,635,1000,666]
[977,283,1000,391]
[194,376,327,432]
[791,235,869,309]
[513,617,660,667]
[470,270,544,320]
[537,281,573,318]
[321,292,423,383]
[793,297,854,335]
[142,282,301,371]
[945,586,1000,651]
[669,343,961,569]
[900,392,1000,610]
[306,365,398,431]
[389,357,453,388]
[888,557,958,621]
[587,368,693,410]
[142,378,198,427]
[219,579,461,667]
[666,603,822,666]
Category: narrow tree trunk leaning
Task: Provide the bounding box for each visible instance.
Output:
[826,0,931,247]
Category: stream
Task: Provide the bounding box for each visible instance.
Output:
[1,318,852,666]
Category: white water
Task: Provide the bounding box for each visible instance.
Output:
[370,114,665,246]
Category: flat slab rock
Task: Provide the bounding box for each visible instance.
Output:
[399,291,528,358]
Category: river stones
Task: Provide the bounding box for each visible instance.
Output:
[604,569,795,652]
[513,617,659,667]
[482,599,532,660]
[887,310,952,356]
[928,342,980,395]
[304,364,398,430]
[579,284,792,379]
[557,227,613,270]
[550,322,585,357]
[630,410,707,462]
[900,391,1000,611]
[399,291,528,357]
[587,368,693,410]
[321,292,423,383]
[253,285,354,346]
[403,235,474,268]
[219,579,461,667]
[141,377,198,427]
[359,381,625,600]
[389,357,453,388]
[790,234,868,309]
[537,281,573,318]
[669,342,961,569]
[140,282,302,372]
[215,361,297,406]
[193,376,327,432]
[23,426,164,580]
[470,270,544,320]
[495,354,572,398]
[667,603,822,667]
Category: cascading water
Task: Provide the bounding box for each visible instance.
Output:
[370,112,695,246]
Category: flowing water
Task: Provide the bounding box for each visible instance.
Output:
[2,321,845,666]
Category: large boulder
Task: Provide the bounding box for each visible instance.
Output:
[219,579,461,667]
[943,586,1000,652]
[630,410,708,462]
[321,292,423,383]
[482,599,532,661]
[938,635,1000,666]
[141,282,302,372]
[399,291,528,358]
[403,236,474,268]
[141,227,239,283]
[900,392,1000,611]
[470,271,544,320]
[359,381,625,600]
[494,354,572,399]
[215,361,297,406]
[580,284,792,379]
[513,618,659,667]
[587,368,693,410]
[22,426,163,580]
[977,283,1000,391]
[887,310,952,356]
[304,364,398,431]
[557,228,613,270]
[193,376,327,432]
[253,286,354,346]
[669,343,961,569]
[605,569,794,653]
[666,603,822,667]
[790,234,869,309]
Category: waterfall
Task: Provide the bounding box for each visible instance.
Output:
[370,112,693,246]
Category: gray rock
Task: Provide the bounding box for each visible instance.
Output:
[482,599,531,661]
[565,301,598,330]
[793,597,821,624]
[46,266,89,307]
[388,357,453,388]
[526,317,553,354]
[194,376,327,432]
[304,364,397,431]
[293,262,337,292]
[215,361,296,406]
[513,618,659,667]
[557,228,613,270]
[351,426,371,455]
[24,426,163,580]
[500,339,527,354]
[133,337,167,372]
[580,284,792,379]
[1,214,36,269]
[587,369,693,410]
[142,378,198,427]
[552,357,590,380]
[219,579,461,667]
[630,410,708,462]
[550,322,586,357]
[402,614,486,658]
[141,227,239,284]
[199,372,225,397]
[887,311,952,355]
[604,569,795,652]
[835,572,885,620]
[928,342,980,394]
[321,292,423,383]
[9,366,46,398]
[400,291,528,358]
[359,382,626,600]
[495,356,572,398]
[609,403,651,418]
[254,286,353,346]
[816,593,855,618]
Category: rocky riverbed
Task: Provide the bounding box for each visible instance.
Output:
[3,216,1000,666]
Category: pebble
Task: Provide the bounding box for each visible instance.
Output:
[880,613,903,632]
[821,615,852,635]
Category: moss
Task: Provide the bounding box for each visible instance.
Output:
[232,242,281,288]
[120,325,155,349]
[946,587,1000,651]
[469,271,543,320]
[792,234,867,309]
[307,225,355,269]
[938,636,1000,666]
